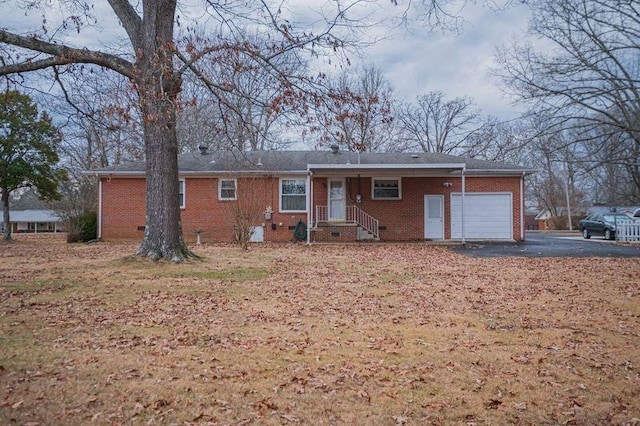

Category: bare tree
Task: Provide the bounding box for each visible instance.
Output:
[49,177,98,242]
[396,91,481,154]
[461,116,531,163]
[0,1,371,261]
[227,177,270,250]
[579,122,640,204]
[495,0,640,198]
[312,64,395,152]
[522,115,590,228]
[179,33,305,153]
[52,72,144,174]
[0,0,510,260]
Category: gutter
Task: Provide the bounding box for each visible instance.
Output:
[89,170,309,177]
[307,163,467,171]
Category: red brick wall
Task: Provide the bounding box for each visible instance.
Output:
[101,177,146,240]
[101,176,307,243]
[312,175,523,241]
[100,174,524,242]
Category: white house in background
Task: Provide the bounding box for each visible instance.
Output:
[0,209,63,234]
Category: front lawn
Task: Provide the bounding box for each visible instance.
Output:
[1,236,639,424]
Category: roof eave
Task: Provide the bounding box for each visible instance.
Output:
[307,163,467,170]
[458,169,536,176]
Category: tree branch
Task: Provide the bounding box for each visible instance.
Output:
[107,0,143,50]
[0,30,135,79]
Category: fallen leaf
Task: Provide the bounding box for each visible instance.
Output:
[281,413,300,423]
[393,415,408,425]
[485,399,502,410]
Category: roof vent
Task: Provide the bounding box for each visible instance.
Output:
[198,145,208,155]
[330,144,339,154]
[411,154,419,158]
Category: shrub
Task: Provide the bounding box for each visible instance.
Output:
[66,211,97,243]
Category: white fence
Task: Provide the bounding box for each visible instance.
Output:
[616,220,640,242]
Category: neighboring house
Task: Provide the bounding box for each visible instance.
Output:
[0,209,63,233]
[524,210,539,231]
[92,148,535,243]
[536,205,640,230]
[586,205,640,218]
[534,208,566,230]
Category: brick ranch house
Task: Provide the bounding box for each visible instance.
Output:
[93,148,535,244]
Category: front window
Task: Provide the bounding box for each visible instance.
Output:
[178,179,185,208]
[280,178,306,212]
[372,178,401,200]
[219,178,237,200]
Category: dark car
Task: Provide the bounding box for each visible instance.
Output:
[578,213,632,240]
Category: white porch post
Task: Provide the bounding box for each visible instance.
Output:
[97,178,103,240]
[521,171,525,241]
[461,166,466,245]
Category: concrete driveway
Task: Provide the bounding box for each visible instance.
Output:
[453,231,640,258]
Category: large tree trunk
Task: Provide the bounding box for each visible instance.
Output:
[133,1,193,262]
[2,190,11,241]
[135,89,192,261]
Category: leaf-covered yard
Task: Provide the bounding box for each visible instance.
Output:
[1,235,639,425]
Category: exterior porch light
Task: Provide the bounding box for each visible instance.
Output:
[443,182,453,188]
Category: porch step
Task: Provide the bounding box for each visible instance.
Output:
[357,226,379,241]
[313,222,379,241]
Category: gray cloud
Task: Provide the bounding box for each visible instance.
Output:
[364,3,531,119]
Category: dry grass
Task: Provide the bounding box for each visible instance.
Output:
[1,234,639,425]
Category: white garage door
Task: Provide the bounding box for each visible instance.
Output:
[451,193,513,240]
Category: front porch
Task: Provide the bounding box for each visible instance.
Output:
[312,205,380,241]
[304,161,469,244]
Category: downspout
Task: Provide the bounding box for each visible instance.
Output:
[520,171,525,241]
[306,170,313,245]
[461,166,466,246]
[97,175,103,240]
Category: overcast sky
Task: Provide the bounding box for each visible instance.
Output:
[2,1,532,121]
[361,3,531,119]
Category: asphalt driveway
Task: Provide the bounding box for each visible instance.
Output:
[453,231,640,258]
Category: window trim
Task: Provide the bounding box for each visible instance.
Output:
[371,177,402,200]
[279,177,307,213]
[178,178,185,209]
[218,178,238,201]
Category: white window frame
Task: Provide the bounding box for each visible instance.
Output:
[279,177,307,212]
[372,177,402,200]
[218,178,237,201]
[178,179,185,209]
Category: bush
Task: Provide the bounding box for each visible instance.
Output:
[66,211,97,243]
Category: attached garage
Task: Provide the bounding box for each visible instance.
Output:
[451,193,513,240]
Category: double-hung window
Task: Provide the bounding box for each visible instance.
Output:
[178,179,185,208]
[280,178,307,212]
[372,177,401,200]
[218,178,237,200]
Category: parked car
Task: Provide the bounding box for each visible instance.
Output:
[578,213,632,240]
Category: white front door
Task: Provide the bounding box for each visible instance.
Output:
[328,179,346,220]
[424,195,444,240]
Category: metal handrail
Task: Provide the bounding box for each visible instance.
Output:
[315,205,379,239]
